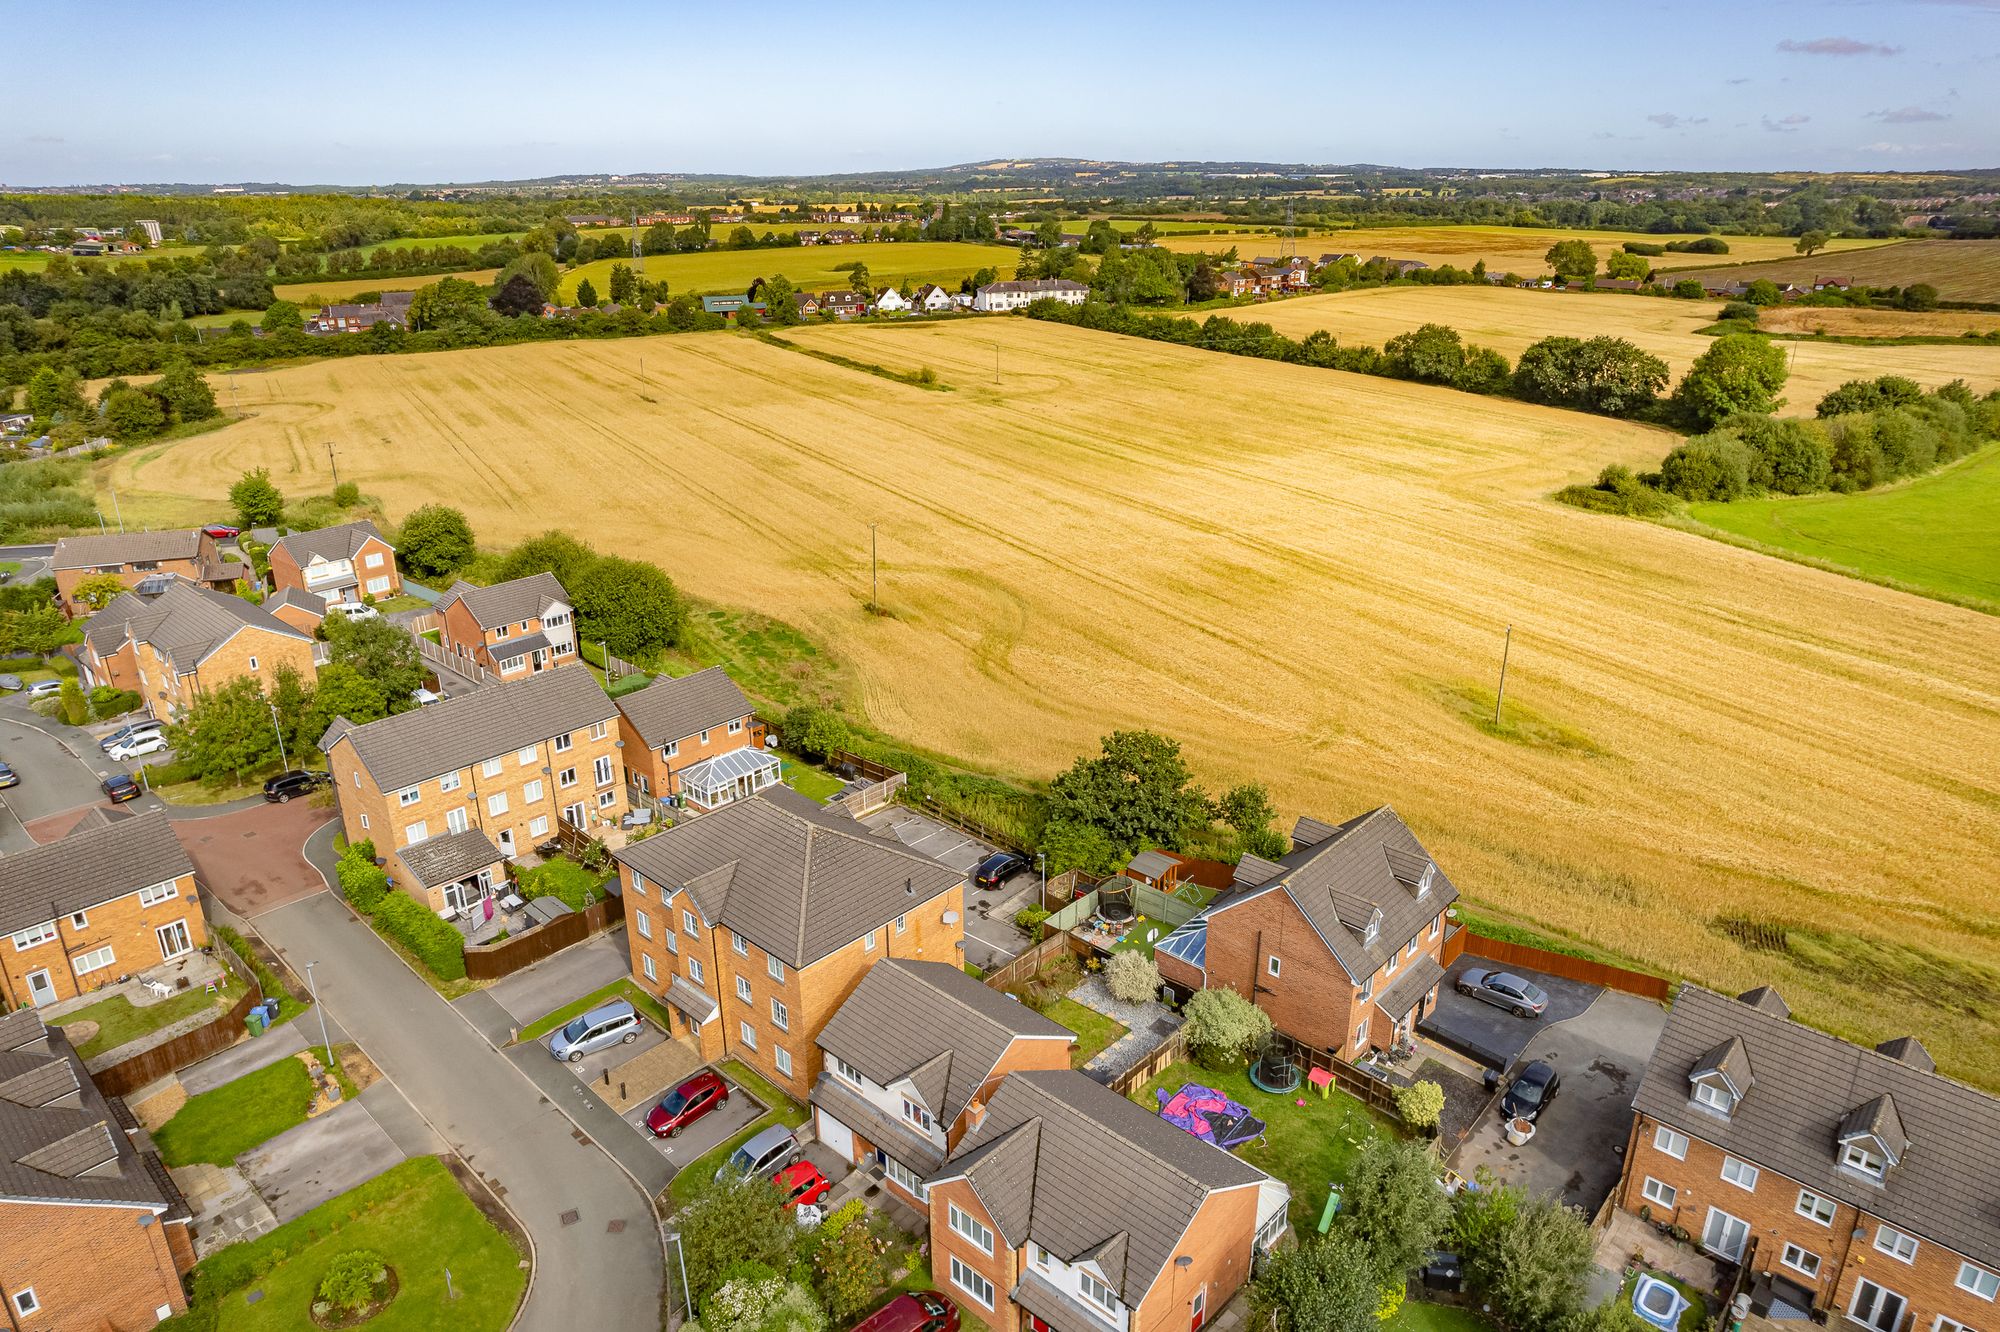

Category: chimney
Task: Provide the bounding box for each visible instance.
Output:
[963,1098,987,1135]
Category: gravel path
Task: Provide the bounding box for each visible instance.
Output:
[1069,975,1183,1085]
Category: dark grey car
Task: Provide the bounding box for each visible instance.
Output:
[1456,968,1549,1018]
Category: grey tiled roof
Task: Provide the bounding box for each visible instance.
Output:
[932,1070,1267,1304]
[812,1073,947,1174]
[1205,807,1457,983]
[0,1014,183,1213]
[1373,954,1444,1021]
[1633,985,2000,1267]
[265,587,326,618]
[320,667,617,792]
[272,520,392,565]
[52,529,205,571]
[83,576,308,674]
[0,810,193,935]
[816,959,1072,1126]
[436,573,570,632]
[614,667,753,749]
[491,631,553,662]
[613,795,962,968]
[393,829,505,889]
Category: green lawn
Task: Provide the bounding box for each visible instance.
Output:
[370,593,429,613]
[1132,1060,1394,1235]
[182,1156,525,1332]
[1042,998,1128,1068]
[516,977,676,1042]
[667,1058,810,1205]
[1619,1272,1710,1332]
[780,755,846,802]
[1389,1302,1497,1332]
[56,975,247,1059]
[155,1057,315,1166]
[1687,446,2000,610]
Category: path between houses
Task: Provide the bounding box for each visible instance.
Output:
[1068,974,1182,1085]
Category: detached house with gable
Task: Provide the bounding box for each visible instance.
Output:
[0,1008,196,1329]
[927,1068,1290,1332]
[612,793,966,1103]
[1619,984,2000,1332]
[1152,807,1456,1061]
[434,572,579,678]
[51,530,249,618]
[811,958,1075,1207]
[266,521,399,607]
[614,666,774,811]
[79,575,317,721]
[0,810,205,1010]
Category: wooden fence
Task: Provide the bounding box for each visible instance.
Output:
[828,772,906,818]
[464,894,625,982]
[88,946,265,1098]
[1267,1030,1405,1117]
[1106,1029,1190,1098]
[979,931,1092,992]
[830,749,903,784]
[414,631,498,686]
[1457,932,1671,1003]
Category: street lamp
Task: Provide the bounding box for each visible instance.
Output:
[304,959,332,1068]
[664,1229,694,1321]
[267,700,290,773]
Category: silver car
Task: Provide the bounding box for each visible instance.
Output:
[24,680,62,700]
[715,1124,800,1184]
[1455,968,1550,1018]
[546,998,641,1062]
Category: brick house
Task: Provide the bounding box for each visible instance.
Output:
[612,791,965,1104]
[264,586,328,636]
[614,667,774,811]
[266,521,399,607]
[926,1069,1290,1332]
[434,572,579,679]
[0,810,206,1010]
[811,959,1074,1207]
[320,668,629,907]
[0,1008,196,1328]
[1152,808,1456,1061]
[1618,985,2000,1330]
[79,575,317,721]
[51,530,249,618]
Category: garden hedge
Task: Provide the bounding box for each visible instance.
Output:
[370,892,466,981]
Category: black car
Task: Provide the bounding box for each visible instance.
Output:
[262,770,324,803]
[1500,1060,1561,1122]
[102,773,142,803]
[972,850,1030,892]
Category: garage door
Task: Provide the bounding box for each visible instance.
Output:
[816,1109,854,1160]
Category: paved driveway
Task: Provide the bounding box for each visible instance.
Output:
[1450,988,1669,1211]
[620,1071,764,1168]
[239,1095,406,1223]
[485,930,632,1028]
[1420,955,1602,1069]
[176,801,337,916]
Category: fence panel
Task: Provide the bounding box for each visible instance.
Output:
[1130,885,1202,931]
[1107,1029,1190,1098]
[828,773,906,818]
[980,933,1089,991]
[1459,933,1670,1002]
[1044,890,1099,934]
[830,749,903,784]
[87,947,265,1097]
[464,896,626,982]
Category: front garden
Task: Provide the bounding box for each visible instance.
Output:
[154,1047,356,1167]
[667,1059,810,1206]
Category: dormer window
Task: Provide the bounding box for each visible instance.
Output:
[1417,863,1435,898]
[901,1098,933,1133]
[1693,1080,1736,1115]
[1843,1143,1887,1179]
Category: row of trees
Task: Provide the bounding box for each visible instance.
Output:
[22,362,220,442]
[1040,729,1288,874]
[673,1181,896,1332]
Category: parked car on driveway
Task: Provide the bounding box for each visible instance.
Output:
[852,1292,960,1332]
[325,602,379,622]
[1500,1060,1562,1122]
[1456,968,1549,1018]
[262,770,325,803]
[0,674,22,692]
[772,1160,833,1210]
[201,524,240,539]
[106,733,167,762]
[715,1123,799,1184]
[101,773,141,803]
[412,685,444,706]
[101,720,165,753]
[972,850,1030,892]
[24,680,62,700]
[0,760,17,789]
[546,998,641,1063]
[644,1070,728,1138]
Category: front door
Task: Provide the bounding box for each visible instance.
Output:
[155,920,192,961]
[562,803,586,829]
[26,969,56,1007]
[1703,1207,1749,1261]
[1192,1285,1207,1332]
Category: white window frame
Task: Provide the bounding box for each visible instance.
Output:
[1693,1080,1736,1114]
[863,930,875,952]
[771,998,788,1031]
[590,721,608,741]
[69,909,88,929]
[399,786,423,808]
[559,766,577,789]
[11,1289,37,1316]
[1936,1318,1974,1332]
[895,913,907,935]
[1355,1019,1369,1049]
[1796,1190,1837,1226]
[486,792,508,816]
[948,1203,993,1256]
[405,820,428,845]
[738,1021,756,1050]
[732,931,749,956]
[247,654,259,670]
[1654,1126,1689,1160]
[1721,1157,1760,1192]
[767,956,785,982]
[138,878,178,907]
[1266,955,1280,978]
[1641,1177,1677,1209]
[594,755,614,787]
[688,958,704,986]
[517,745,538,765]
[683,910,698,936]
[439,772,461,793]
[663,741,678,759]
[1957,1263,1999,1302]
[155,919,193,961]
[528,815,548,837]
[1081,1270,1118,1314]
[728,718,744,734]
[73,944,116,975]
[1781,1243,1822,1281]
[642,954,657,981]
[1849,1278,1907,1332]
[1844,1143,1887,1178]
[635,911,652,941]
[949,1256,994,1311]
[774,1046,792,1077]
[12,922,58,951]
[1875,1226,1919,1264]
[903,1098,934,1132]
[735,976,752,1004]
[482,756,503,778]
[884,1155,926,1200]
[832,1054,863,1086]
[553,733,573,753]
[523,779,543,804]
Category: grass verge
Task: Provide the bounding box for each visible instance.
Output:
[155,1057,315,1166]
[517,978,675,1043]
[216,925,308,1027]
[56,975,247,1060]
[1042,998,1127,1069]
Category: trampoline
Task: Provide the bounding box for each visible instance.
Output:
[1156,1083,1266,1148]
[1097,879,1136,924]
[1632,1275,1690,1332]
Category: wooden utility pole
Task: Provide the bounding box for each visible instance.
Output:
[327,441,339,488]
[1494,624,1514,727]
[869,523,879,613]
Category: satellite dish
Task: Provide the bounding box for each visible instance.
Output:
[942,911,960,924]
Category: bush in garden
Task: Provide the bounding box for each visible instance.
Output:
[1104,949,1162,1005]
[317,1249,385,1312]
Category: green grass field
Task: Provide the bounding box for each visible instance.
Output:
[155,1057,314,1166]
[1687,447,2000,609]
[556,240,1009,302]
[1041,997,1128,1067]
[0,244,207,272]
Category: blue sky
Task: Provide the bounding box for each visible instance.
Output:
[9,0,1996,185]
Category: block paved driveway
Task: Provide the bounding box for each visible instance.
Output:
[174,800,338,917]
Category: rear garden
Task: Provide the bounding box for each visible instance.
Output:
[54,969,249,1060]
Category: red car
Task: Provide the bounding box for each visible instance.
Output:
[772,1160,833,1210]
[202,524,241,540]
[644,1070,728,1138]
[850,1293,959,1332]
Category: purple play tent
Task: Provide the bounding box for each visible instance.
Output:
[1155,1083,1267,1148]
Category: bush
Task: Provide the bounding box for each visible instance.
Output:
[517,856,601,911]
[88,685,142,720]
[336,842,389,914]
[317,1249,385,1313]
[371,891,467,980]
[142,756,201,786]
[1181,987,1272,1069]
[1104,949,1162,1004]
[1014,905,1050,933]
[1717,301,1759,324]
[1658,431,1753,501]
[1394,1080,1446,1132]
[1552,464,1675,518]
[782,703,850,762]
[58,677,86,726]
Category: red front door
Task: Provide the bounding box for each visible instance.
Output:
[1030,1318,1054,1332]
[1191,1286,1207,1331]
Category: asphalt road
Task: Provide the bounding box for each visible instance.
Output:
[0,697,167,850]
[256,889,664,1331]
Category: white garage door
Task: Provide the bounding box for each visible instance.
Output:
[816,1109,854,1161]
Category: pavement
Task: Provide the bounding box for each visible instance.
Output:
[483,929,633,1028]
[174,799,338,916]
[179,1012,351,1096]
[238,1093,407,1223]
[1420,955,1604,1069]
[1450,987,1669,1211]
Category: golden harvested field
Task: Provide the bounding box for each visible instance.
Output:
[1151,224,1891,273]
[1670,239,2000,304]
[274,270,499,304]
[1755,305,2000,339]
[107,322,2000,1080]
[1243,285,2000,411]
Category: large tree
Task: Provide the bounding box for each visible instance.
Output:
[1383,323,1467,385]
[406,277,490,331]
[70,572,131,611]
[25,367,87,423]
[490,272,545,318]
[397,504,475,580]
[324,615,424,712]
[1342,1137,1452,1281]
[1671,333,1789,429]
[1463,1193,1596,1332]
[229,467,285,527]
[674,1176,798,1306]
[1047,729,1210,851]
[1602,250,1649,281]
[499,530,599,588]
[1512,336,1669,417]
[306,662,390,743]
[1795,229,1830,257]
[1250,1232,1381,1332]
[1544,240,1598,279]
[152,361,219,422]
[166,676,281,784]
[570,555,687,659]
